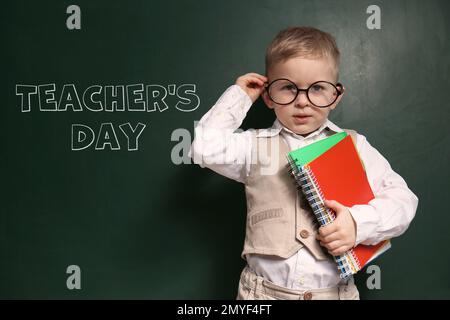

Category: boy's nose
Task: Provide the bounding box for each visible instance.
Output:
[294,91,310,107]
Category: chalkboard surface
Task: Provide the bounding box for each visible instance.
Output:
[1,0,449,299]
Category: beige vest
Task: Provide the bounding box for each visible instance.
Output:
[242,128,358,260]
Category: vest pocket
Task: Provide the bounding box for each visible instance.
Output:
[250,208,284,226]
[246,207,289,255]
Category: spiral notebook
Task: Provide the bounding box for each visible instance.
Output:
[287,132,391,279]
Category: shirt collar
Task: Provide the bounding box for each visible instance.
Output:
[255,118,343,139]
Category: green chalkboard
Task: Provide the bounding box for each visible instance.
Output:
[1,0,449,299]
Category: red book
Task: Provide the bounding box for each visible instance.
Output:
[289,135,390,278]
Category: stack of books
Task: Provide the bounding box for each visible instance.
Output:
[287,132,391,279]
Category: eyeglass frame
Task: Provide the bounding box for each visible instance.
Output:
[264,78,344,108]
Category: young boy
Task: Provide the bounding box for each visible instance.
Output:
[189,26,418,300]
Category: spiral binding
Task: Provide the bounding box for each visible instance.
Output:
[287,155,362,279]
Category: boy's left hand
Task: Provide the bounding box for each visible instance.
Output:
[316,199,357,256]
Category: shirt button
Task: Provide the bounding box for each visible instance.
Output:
[300,229,310,239]
[303,292,313,300]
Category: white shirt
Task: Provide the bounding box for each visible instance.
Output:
[190,85,419,290]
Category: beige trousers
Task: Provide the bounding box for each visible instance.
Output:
[236,265,360,300]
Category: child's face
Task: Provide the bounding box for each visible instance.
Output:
[262,56,344,137]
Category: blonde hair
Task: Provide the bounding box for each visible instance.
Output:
[265,26,340,77]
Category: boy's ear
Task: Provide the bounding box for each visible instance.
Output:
[262,90,275,109]
[330,85,345,110]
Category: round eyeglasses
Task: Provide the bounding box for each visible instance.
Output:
[265,78,343,108]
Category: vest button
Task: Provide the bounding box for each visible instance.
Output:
[300,229,310,239]
[303,292,313,300]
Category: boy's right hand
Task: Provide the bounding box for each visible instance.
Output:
[235,73,268,103]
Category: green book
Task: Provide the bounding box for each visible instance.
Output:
[287,132,347,166]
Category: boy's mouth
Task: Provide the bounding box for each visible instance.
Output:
[292,114,312,124]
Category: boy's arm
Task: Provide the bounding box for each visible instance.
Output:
[189,84,254,183]
[190,73,267,183]
[348,134,419,246]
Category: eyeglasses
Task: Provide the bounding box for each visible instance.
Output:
[265,78,343,108]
